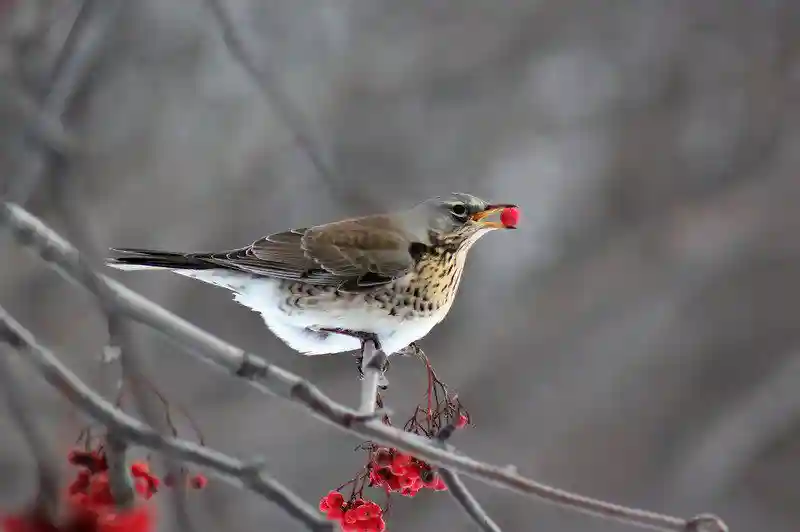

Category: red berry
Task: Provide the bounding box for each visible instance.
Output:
[361,502,381,519]
[500,206,519,228]
[354,506,371,521]
[325,491,344,508]
[326,506,344,520]
[319,497,330,512]
[392,453,411,468]
[130,462,150,477]
[433,477,448,491]
[456,414,469,429]
[404,464,420,480]
[343,509,360,525]
[386,476,402,491]
[190,475,207,489]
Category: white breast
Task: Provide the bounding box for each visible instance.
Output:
[173,269,448,356]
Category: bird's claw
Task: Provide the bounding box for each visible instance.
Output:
[398,342,425,360]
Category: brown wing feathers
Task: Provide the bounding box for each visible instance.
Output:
[109,216,419,291]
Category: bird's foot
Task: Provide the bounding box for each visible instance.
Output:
[319,328,383,351]
[397,341,425,360]
[319,328,389,389]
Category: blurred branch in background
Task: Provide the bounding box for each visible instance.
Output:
[666,350,800,502]
[0,80,79,156]
[3,0,122,204]
[200,0,367,207]
[0,201,730,532]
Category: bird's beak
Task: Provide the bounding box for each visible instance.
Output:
[470,204,518,229]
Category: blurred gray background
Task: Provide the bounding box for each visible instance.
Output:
[1,0,799,530]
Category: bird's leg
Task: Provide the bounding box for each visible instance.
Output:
[318,328,389,388]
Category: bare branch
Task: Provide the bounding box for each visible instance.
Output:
[0,201,727,532]
[437,470,501,532]
[0,308,334,532]
[200,0,336,188]
[5,0,123,204]
[0,347,61,521]
[435,424,501,532]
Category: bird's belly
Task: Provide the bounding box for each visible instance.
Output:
[229,277,444,355]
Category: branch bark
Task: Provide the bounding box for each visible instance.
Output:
[0,201,727,532]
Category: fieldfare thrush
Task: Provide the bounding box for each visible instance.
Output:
[106,193,519,361]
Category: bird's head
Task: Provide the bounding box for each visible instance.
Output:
[400,193,519,249]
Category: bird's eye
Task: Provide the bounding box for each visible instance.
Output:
[450,203,468,219]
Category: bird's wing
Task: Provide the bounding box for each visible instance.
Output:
[201,215,418,291]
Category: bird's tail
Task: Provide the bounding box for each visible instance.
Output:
[106,248,215,271]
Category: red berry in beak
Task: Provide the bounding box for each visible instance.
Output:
[500,206,519,228]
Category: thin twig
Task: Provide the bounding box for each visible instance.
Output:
[0,201,728,532]
[0,347,61,521]
[0,308,334,532]
[435,424,501,532]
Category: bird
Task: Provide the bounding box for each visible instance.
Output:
[106,193,518,362]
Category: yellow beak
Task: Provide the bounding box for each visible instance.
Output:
[470,204,517,229]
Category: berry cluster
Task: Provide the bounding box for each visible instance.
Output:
[67,449,208,499]
[319,492,385,532]
[319,353,471,531]
[2,447,209,532]
[368,448,446,497]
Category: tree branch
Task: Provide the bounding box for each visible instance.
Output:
[0,347,61,521]
[437,470,501,532]
[0,201,728,532]
[435,423,501,532]
[0,308,334,532]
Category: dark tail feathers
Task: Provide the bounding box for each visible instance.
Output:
[107,248,216,270]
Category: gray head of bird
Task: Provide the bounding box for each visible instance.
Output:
[395,192,518,249]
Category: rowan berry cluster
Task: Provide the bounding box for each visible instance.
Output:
[2,445,208,532]
[319,491,385,532]
[319,356,470,531]
[367,447,446,497]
